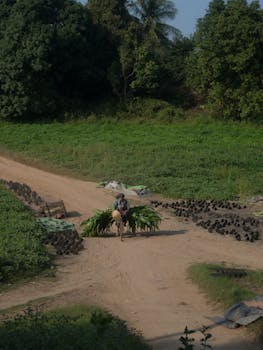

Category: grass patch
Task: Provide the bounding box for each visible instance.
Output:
[0,305,150,350]
[189,264,263,342]
[0,185,50,283]
[0,119,262,199]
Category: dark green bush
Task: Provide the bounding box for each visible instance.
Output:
[115,97,184,120]
[0,306,150,350]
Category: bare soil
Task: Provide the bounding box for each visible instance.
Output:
[0,155,263,349]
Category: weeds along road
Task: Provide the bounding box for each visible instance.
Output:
[0,155,262,350]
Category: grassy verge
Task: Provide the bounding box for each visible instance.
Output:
[0,119,262,199]
[189,264,263,342]
[0,305,149,350]
[0,185,50,283]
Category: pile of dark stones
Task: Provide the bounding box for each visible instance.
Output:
[1,179,84,255]
[209,267,248,278]
[1,179,44,206]
[151,199,261,242]
[42,229,83,255]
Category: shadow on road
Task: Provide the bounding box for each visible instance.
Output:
[139,229,187,237]
[148,329,260,350]
[66,211,81,218]
[99,229,187,238]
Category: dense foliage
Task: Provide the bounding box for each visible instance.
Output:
[1,119,262,200]
[187,0,263,121]
[0,0,193,120]
[0,0,114,119]
[0,0,262,121]
[0,306,150,350]
[0,185,50,282]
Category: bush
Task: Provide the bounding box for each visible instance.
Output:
[116,97,183,120]
[0,306,150,350]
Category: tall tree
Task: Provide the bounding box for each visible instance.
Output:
[187,0,263,121]
[88,0,133,98]
[129,0,177,39]
[0,0,113,120]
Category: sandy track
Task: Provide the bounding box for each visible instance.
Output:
[0,156,262,349]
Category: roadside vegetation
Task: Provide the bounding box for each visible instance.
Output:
[0,0,262,197]
[0,0,262,122]
[0,305,150,350]
[0,119,262,200]
[0,185,50,283]
[189,264,263,342]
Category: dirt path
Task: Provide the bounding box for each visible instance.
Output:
[0,156,262,349]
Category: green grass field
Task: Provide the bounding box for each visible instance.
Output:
[0,186,50,282]
[189,264,263,342]
[0,119,262,199]
[189,264,263,308]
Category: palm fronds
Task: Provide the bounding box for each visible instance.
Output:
[129,205,161,232]
[81,206,161,237]
[81,209,113,237]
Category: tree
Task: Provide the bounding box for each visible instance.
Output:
[0,0,56,118]
[88,0,133,98]
[107,21,160,98]
[187,0,263,121]
[157,36,194,106]
[87,0,130,34]
[125,0,190,101]
[129,0,177,39]
[87,0,189,102]
[0,0,113,120]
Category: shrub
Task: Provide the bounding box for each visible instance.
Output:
[116,97,182,120]
[0,306,150,350]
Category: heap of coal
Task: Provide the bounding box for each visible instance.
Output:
[151,199,261,242]
[42,230,84,255]
[1,179,83,255]
[209,267,248,278]
[1,179,44,206]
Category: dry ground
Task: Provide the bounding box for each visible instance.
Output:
[0,155,262,349]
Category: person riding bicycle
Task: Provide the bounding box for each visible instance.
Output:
[113,193,130,226]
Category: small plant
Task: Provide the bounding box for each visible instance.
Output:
[177,326,213,350]
[178,327,195,350]
[200,326,212,350]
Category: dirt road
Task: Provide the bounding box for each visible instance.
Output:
[0,156,262,349]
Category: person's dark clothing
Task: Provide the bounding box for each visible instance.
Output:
[114,198,130,225]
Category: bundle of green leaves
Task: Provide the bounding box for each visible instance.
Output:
[81,206,161,237]
[81,209,114,237]
[128,205,161,233]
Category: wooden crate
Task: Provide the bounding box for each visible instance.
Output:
[41,200,67,218]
